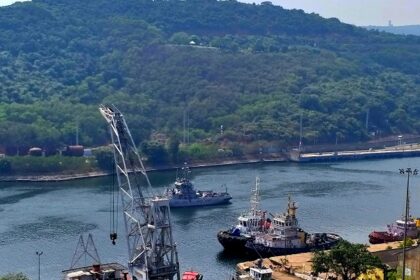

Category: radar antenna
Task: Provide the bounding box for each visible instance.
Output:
[99,104,180,280]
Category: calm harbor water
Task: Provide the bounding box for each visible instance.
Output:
[0,157,419,279]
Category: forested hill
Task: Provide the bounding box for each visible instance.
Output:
[0,0,419,153]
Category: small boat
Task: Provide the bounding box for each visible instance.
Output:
[245,197,341,258]
[247,265,272,280]
[369,189,420,244]
[166,164,232,207]
[233,259,273,280]
[369,217,420,244]
[182,270,204,280]
[217,177,270,252]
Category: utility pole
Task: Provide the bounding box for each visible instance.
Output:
[183,109,190,144]
[365,108,369,132]
[187,110,190,144]
[183,110,186,144]
[36,251,43,280]
[75,119,79,146]
[399,168,418,280]
[299,114,303,152]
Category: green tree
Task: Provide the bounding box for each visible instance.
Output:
[0,0,419,152]
[169,32,190,45]
[387,268,413,280]
[167,136,180,164]
[93,147,114,171]
[141,141,168,165]
[398,237,414,248]
[0,158,12,174]
[312,240,383,280]
[0,273,29,280]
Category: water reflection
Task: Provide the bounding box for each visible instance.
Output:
[1,216,96,245]
[0,188,53,205]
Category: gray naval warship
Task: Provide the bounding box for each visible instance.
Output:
[166,164,232,208]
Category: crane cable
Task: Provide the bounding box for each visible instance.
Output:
[110,159,118,245]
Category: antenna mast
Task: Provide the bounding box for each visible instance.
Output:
[70,234,101,269]
[99,105,180,280]
[250,177,261,213]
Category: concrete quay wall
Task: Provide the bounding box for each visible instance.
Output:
[290,144,420,162]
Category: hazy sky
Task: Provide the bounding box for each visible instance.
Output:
[0,0,29,7]
[241,0,420,26]
[0,0,419,26]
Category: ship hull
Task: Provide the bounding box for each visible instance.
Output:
[169,196,231,208]
[368,231,403,244]
[245,234,341,258]
[246,244,310,258]
[217,230,252,252]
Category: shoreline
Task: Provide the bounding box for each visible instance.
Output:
[0,157,285,182]
[2,144,419,182]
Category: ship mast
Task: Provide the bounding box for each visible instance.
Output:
[99,105,180,280]
[287,195,298,218]
[250,177,261,214]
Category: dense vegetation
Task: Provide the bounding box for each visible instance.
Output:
[0,155,97,175]
[0,0,419,156]
[0,273,29,280]
[312,240,383,280]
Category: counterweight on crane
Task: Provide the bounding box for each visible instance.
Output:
[99,105,180,280]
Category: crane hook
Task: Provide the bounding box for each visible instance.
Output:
[110,232,118,245]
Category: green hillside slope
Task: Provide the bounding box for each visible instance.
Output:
[0,0,419,153]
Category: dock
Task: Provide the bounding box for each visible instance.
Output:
[236,242,402,280]
[290,144,420,162]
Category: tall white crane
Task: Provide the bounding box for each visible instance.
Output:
[99,105,180,280]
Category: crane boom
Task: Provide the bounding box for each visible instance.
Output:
[99,105,180,280]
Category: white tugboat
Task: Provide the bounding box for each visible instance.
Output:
[245,196,341,258]
[166,164,232,208]
[217,177,269,252]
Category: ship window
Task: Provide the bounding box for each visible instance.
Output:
[243,221,247,227]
